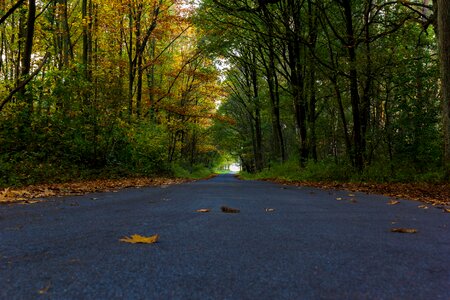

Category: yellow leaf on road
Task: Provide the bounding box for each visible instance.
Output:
[120,234,159,244]
[418,205,429,209]
[196,208,210,213]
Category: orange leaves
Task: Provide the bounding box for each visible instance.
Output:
[390,228,418,234]
[0,177,190,204]
[120,234,159,244]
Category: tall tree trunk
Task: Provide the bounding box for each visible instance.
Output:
[361,0,373,164]
[259,40,286,163]
[437,0,450,178]
[62,0,73,65]
[260,7,286,163]
[20,0,36,124]
[286,0,308,166]
[135,3,143,118]
[342,0,364,170]
[307,0,318,162]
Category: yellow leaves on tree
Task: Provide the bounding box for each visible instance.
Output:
[120,234,159,244]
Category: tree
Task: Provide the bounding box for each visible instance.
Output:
[437,0,450,178]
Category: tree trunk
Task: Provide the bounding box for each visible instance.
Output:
[342,0,364,170]
[250,62,264,171]
[259,40,286,163]
[361,0,373,164]
[286,0,308,166]
[437,0,450,178]
[128,5,135,117]
[20,0,36,123]
[307,0,318,162]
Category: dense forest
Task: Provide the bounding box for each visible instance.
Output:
[0,0,449,187]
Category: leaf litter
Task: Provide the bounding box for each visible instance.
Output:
[0,177,190,205]
[258,178,450,207]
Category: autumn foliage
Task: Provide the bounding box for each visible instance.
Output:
[0,0,225,187]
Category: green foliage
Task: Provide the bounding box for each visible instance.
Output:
[172,163,213,179]
[241,159,353,182]
[241,159,446,184]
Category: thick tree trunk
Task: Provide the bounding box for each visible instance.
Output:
[437,0,450,178]
[342,0,364,170]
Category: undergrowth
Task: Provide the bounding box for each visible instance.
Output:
[240,159,446,183]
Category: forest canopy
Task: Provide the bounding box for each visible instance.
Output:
[0,0,449,186]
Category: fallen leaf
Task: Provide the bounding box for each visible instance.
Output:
[443,208,450,213]
[390,228,418,233]
[38,282,51,295]
[120,234,159,244]
[336,197,343,201]
[221,206,240,213]
[265,208,275,212]
[196,208,210,213]
[348,194,356,197]
[418,205,429,209]
[388,200,400,205]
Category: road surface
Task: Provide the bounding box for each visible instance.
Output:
[1,174,449,299]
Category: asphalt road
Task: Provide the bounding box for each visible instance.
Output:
[1,174,449,299]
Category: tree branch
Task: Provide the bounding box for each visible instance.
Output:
[0,53,50,111]
[0,0,26,26]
